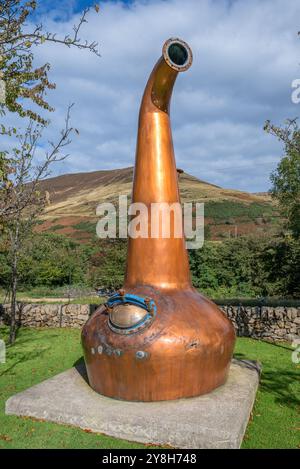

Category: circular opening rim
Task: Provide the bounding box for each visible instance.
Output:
[162,38,193,72]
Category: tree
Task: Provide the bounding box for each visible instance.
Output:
[0,231,91,290]
[0,2,100,343]
[0,0,99,124]
[0,1,99,188]
[88,239,127,290]
[264,118,300,238]
[18,232,89,287]
[189,235,300,299]
[4,109,75,343]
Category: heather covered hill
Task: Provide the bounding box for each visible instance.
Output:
[36,167,279,241]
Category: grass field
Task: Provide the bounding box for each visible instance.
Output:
[0,327,299,449]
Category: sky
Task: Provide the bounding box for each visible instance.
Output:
[11,0,300,191]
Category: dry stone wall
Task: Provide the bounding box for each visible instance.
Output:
[219,305,300,343]
[0,302,299,342]
[0,303,97,329]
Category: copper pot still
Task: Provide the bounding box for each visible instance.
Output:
[82,38,236,401]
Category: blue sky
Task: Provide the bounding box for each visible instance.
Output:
[34,0,134,17]
[14,0,300,191]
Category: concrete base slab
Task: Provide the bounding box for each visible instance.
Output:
[6,359,260,449]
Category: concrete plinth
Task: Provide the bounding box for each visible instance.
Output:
[5,359,260,449]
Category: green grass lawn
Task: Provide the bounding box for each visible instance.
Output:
[0,326,299,449]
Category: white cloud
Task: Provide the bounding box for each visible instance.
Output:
[9,0,300,191]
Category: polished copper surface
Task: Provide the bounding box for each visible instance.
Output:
[109,303,149,328]
[82,38,236,401]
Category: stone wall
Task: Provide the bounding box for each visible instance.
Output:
[1,302,299,342]
[219,305,300,343]
[0,303,97,329]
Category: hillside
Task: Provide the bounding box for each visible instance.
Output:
[36,167,279,242]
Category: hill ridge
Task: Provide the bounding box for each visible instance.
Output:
[36,167,277,242]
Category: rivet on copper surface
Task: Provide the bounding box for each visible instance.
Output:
[136,351,148,360]
[105,347,113,356]
[144,297,151,311]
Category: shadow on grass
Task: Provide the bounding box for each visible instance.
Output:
[0,326,61,346]
[0,346,50,377]
[259,341,293,352]
[0,328,61,378]
[234,350,300,409]
[261,369,300,408]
